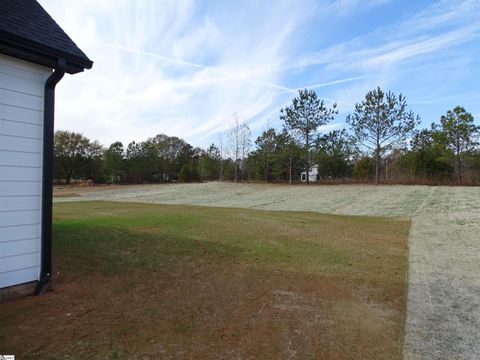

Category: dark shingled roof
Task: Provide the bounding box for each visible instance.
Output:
[0,0,93,74]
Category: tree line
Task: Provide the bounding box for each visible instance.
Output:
[54,86,480,185]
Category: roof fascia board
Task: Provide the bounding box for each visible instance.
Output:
[0,29,93,72]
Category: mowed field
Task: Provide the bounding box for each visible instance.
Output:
[1,202,409,359]
[54,182,428,216]
[53,183,480,358]
[2,183,480,359]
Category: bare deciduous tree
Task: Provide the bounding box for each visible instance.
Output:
[228,113,241,182]
[217,133,225,181]
[228,112,251,182]
[239,121,252,181]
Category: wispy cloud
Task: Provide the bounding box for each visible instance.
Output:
[295,76,369,92]
[39,0,308,145]
[41,0,371,146]
[359,22,480,69]
[285,0,480,126]
[320,0,393,17]
[38,0,480,147]
[106,44,206,69]
[293,1,480,72]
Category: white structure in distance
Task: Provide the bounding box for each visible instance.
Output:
[300,165,319,182]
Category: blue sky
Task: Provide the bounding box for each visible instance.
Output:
[39,0,480,148]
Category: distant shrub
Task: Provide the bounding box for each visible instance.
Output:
[353,157,375,181]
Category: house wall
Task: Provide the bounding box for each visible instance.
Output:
[0,54,51,289]
[300,166,319,182]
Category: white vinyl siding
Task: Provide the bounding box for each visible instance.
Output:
[0,54,51,289]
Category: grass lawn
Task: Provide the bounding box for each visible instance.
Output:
[0,201,410,359]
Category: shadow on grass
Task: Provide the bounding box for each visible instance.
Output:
[53,219,348,277]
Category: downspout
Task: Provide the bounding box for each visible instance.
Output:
[34,58,66,295]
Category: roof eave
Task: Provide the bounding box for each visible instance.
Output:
[0,30,93,74]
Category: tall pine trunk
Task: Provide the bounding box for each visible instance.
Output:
[457,154,462,184]
[65,169,72,185]
[289,154,292,185]
[219,159,223,182]
[456,142,462,184]
[375,131,381,184]
[306,134,310,184]
[265,154,269,183]
[234,160,238,183]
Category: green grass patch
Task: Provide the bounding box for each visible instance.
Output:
[53,201,408,278]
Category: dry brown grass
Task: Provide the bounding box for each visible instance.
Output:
[0,202,409,359]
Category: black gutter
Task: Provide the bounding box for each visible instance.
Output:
[0,38,90,75]
[34,58,66,296]
[0,29,93,72]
